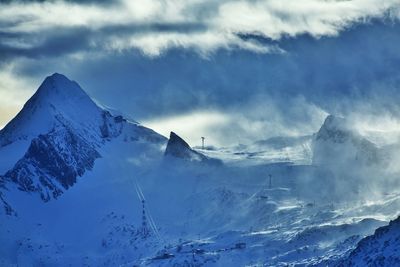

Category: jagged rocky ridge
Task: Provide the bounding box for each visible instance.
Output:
[335,215,400,266]
[0,73,166,213]
[4,126,100,202]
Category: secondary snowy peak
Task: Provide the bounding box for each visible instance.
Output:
[165,132,220,164]
[315,115,352,142]
[312,115,380,166]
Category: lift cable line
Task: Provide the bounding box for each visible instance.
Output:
[134,179,162,242]
[119,175,165,267]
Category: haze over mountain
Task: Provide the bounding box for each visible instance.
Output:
[312,115,381,166]
[2,1,400,147]
[0,74,399,266]
[1,0,400,266]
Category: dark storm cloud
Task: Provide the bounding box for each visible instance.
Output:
[10,20,399,124]
[1,0,400,143]
[2,0,398,58]
[0,22,207,64]
[0,27,91,60]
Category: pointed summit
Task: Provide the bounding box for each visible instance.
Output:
[29,73,95,108]
[43,72,72,85]
[322,114,346,129]
[0,73,102,148]
[315,115,350,142]
[165,132,192,156]
[165,132,221,165]
[165,132,197,159]
[37,73,76,95]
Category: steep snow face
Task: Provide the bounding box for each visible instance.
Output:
[0,73,167,212]
[165,131,221,164]
[336,216,400,266]
[312,115,380,166]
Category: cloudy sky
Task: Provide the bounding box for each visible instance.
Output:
[1,0,400,146]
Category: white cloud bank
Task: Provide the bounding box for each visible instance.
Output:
[0,0,399,56]
[1,0,400,140]
[144,96,329,147]
[143,110,231,146]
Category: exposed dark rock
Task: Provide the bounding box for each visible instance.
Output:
[4,126,100,202]
[336,216,400,266]
[165,132,221,165]
[0,189,16,216]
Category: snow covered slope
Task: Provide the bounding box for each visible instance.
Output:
[198,135,313,167]
[0,74,399,266]
[335,215,400,266]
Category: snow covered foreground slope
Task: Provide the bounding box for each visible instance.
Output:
[0,74,399,266]
[335,215,400,266]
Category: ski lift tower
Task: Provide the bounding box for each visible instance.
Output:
[201,137,205,150]
[135,180,161,241]
[140,199,150,237]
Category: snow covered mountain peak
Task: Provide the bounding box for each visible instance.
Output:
[24,72,101,125]
[0,73,104,148]
[313,114,380,166]
[0,73,166,209]
[32,73,91,104]
[322,114,346,128]
[38,73,79,92]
